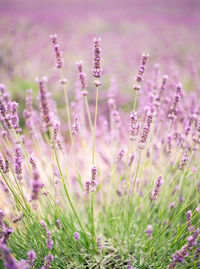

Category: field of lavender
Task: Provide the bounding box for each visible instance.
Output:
[0,0,200,268]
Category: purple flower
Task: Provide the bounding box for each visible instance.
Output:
[27,250,36,266]
[139,110,153,149]
[151,176,164,201]
[168,228,199,268]
[72,117,80,137]
[31,178,42,201]
[56,219,61,229]
[0,244,27,269]
[129,110,140,140]
[52,120,63,151]
[10,101,21,133]
[50,34,64,69]
[14,144,22,181]
[36,77,52,129]
[168,83,182,120]
[74,232,80,241]
[179,152,188,170]
[186,210,193,232]
[97,237,102,249]
[41,254,54,269]
[146,224,153,239]
[118,149,125,162]
[76,61,87,90]
[90,165,97,192]
[41,220,54,250]
[93,37,102,79]
[135,53,149,83]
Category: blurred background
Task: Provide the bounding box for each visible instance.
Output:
[0,0,200,122]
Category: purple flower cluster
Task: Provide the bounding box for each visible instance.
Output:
[13,213,24,224]
[93,37,102,79]
[36,77,52,129]
[168,83,182,120]
[151,176,164,201]
[72,117,80,137]
[56,219,61,229]
[118,149,125,162]
[50,34,64,69]
[0,86,21,133]
[168,228,199,268]
[135,53,149,84]
[146,224,153,239]
[14,144,22,181]
[0,154,9,174]
[129,110,140,141]
[10,102,21,133]
[74,231,80,241]
[128,153,135,167]
[41,254,54,269]
[52,120,62,151]
[29,153,42,200]
[41,220,54,250]
[27,250,36,266]
[85,165,98,193]
[0,244,27,269]
[97,236,102,249]
[76,61,87,91]
[179,151,188,170]
[193,116,200,144]
[186,210,193,232]
[138,110,153,149]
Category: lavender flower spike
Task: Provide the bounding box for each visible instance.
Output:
[41,254,54,269]
[36,76,52,129]
[76,61,87,90]
[93,37,102,79]
[41,220,54,250]
[50,34,64,69]
[27,250,36,266]
[151,176,164,201]
[168,228,199,269]
[0,244,26,269]
[14,144,22,181]
[74,232,80,241]
[138,109,153,149]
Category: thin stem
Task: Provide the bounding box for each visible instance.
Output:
[91,86,99,242]
[84,95,93,134]
[126,149,142,247]
[51,130,89,246]
[60,69,73,142]
[159,119,172,157]
[133,90,138,110]
[92,86,99,164]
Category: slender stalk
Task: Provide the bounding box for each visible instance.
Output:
[84,95,93,134]
[60,69,73,142]
[92,86,99,164]
[51,130,89,246]
[159,119,172,157]
[126,149,142,248]
[133,90,138,110]
[90,86,99,242]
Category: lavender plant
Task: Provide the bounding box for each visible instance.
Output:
[0,30,199,269]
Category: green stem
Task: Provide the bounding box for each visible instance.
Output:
[133,90,138,110]
[60,69,73,142]
[52,132,89,246]
[159,119,172,157]
[91,86,99,242]
[84,95,93,134]
[92,86,99,164]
